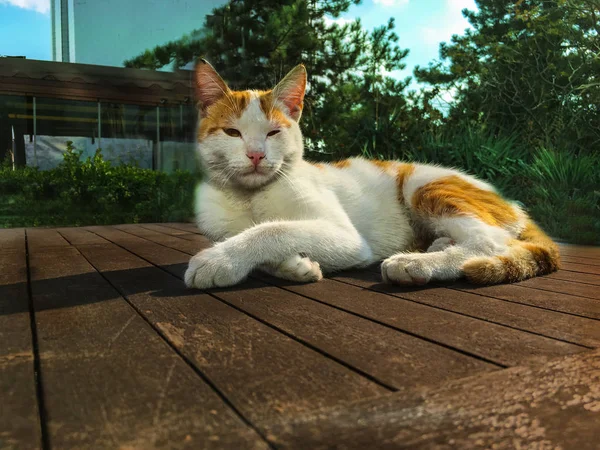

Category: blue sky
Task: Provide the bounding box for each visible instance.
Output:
[0,0,476,83]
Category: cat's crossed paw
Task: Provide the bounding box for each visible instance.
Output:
[264,254,323,283]
[185,246,248,289]
[381,253,435,286]
[427,237,456,253]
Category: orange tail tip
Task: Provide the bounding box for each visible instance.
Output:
[462,221,560,285]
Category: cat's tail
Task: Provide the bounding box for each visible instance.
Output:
[462,221,560,285]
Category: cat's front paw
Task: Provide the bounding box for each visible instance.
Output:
[267,255,323,283]
[185,246,247,289]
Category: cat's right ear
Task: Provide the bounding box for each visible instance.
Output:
[195,59,229,115]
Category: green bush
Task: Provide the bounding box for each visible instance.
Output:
[0,142,199,228]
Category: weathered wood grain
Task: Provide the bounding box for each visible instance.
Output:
[56,227,109,245]
[452,280,600,320]
[0,228,25,250]
[562,256,600,266]
[0,230,41,450]
[29,240,268,449]
[548,270,600,286]
[116,224,589,365]
[559,262,600,275]
[267,349,600,450]
[138,223,194,236]
[75,240,387,431]
[25,228,70,249]
[112,226,499,388]
[559,244,600,259]
[337,271,600,347]
[518,276,600,299]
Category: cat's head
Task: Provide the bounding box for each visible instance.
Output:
[194,60,306,190]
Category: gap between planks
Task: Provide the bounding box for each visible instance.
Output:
[86,225,594,365]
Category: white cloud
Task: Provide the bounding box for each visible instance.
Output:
[323,16,354,27]
[372,0,409,7]
[0,0,49,14]
[446,0,476,11]
[420,0,475,46]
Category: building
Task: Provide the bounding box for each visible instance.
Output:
[50,0,226,67]
[0,58,197,172]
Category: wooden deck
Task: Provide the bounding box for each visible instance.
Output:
[1,224,599,450]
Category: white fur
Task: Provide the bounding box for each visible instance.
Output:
[186,91,525,289]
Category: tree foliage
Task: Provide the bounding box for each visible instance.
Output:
[415,0,600,153]
[124,0,425,159]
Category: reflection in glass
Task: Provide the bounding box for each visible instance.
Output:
[32,97,99,169]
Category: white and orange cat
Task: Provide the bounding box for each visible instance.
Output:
[184,60,559,289]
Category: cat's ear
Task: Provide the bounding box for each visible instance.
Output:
[195,59,229,115]
[273,64,307,121]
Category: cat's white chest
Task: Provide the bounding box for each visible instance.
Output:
[194,179,324,241]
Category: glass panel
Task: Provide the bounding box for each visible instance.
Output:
[159,104,197,173]
[100,102,156,169]
[34,97,99,169]
[0,94,33,168]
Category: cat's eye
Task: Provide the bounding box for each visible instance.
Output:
[224,128,241,137]
[267,129,281,137]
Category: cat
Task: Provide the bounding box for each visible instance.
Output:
[184,59,560,289]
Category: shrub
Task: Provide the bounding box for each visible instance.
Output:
[0,142,199,228]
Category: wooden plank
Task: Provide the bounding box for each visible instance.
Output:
[110,225,589,365]
[267,349,600,450]
[29,240,269,448]
[274,273,584,366]
[0,228,25,250]
[75,240,387,431]
[559,263,600,276]
[518,276,600,300]
[115,224,210,254]
[160,222,202,234]
[139,223,193,236]
[25,228,70,249]
[113,227,501,388]
[548,270,600,286]
[562,256,600,266]
[559,244,600,259]
[451,281,600,320]
[56,227,109,245]
[332,270,598,347]
[0,230,41,450]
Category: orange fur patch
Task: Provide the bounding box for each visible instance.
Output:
[396,163,415,203]
[258,91,292,128]
[412,175,517,226]
[463,220,560,285]
[197,91,252,141]
[371,159,395,171]
[310,162,325,170]
[332,159,351,168]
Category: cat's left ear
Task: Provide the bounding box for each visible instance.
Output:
[273,64,307,121]
[195,59,230,116]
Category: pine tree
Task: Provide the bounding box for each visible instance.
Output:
[415,0,600,153]
[124,0,419,159]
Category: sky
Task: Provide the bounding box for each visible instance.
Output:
[0,0,477,85]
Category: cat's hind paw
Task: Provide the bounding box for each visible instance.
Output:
[264,255,323,283]
[381,253,434,286]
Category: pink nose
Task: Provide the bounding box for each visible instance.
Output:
[247,152,265,167]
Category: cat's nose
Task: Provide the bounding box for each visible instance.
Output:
[246,152,265,167]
